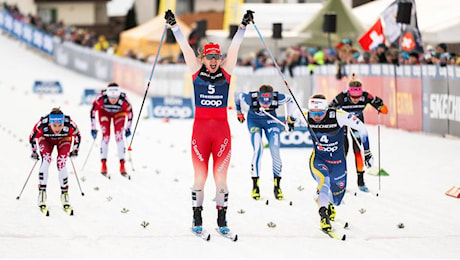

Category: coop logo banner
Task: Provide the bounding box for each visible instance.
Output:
[280,127,313,148]
[0,10,54,55]
[33,80,63,94]
[81,88,98,105]
[150,97,194,119]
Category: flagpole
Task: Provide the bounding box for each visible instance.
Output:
[398,23,403,65]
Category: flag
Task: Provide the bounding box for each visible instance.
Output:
[380,1,399,44]
[358,18,385,51]
[223,0,243,30]
[380,0,424,53]
[158,0,176,16]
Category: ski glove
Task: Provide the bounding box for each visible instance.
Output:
[241,10,255,26]
[125,128,132,138]
[287,116,295,132]
[364,150,374,168]
[164,10,176,26]
[31,151,40,161]
[69,150,78,158]
[237,113,245,123]
[91,129,98,139]
[379,104,389,115]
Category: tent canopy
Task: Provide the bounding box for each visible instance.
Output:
[118,15,191,61]
[297,0,364,48]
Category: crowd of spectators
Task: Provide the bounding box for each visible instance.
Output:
[3,2,460,75]
[2,3,118,54]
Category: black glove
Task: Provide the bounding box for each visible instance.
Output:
[364,150,374,168]
[164,10,176,26]
[237,113,245,123]
[125,128,132,138]
[91,129,98,139]
[287,116,295,132]
[69,150,78,158]
[31,151,39,161]
[241,10,255,26]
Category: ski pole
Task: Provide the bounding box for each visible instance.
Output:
[16,160,39,200]
[129,23,168,151]
[377,112,381,190]
[80,137,96,171]
[259,108,289,132]
[69,157,85,196]
[125,138,135,171]
[250,21,321,147]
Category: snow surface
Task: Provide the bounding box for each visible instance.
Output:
[1,33,460,259]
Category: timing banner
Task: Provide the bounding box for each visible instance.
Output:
[149,96,194,119]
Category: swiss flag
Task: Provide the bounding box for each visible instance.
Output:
[400,30,419,52]
[358,19,385,51]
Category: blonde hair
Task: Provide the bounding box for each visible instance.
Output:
[348,72,362,87]
[310,93,326,100]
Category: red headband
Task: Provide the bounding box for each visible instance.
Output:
[203,43,221,55]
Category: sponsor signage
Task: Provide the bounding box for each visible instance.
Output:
[81,88,98,105]
[149,97,194,119]
[280,127,313,148]
[33,80,63,94]
[0,10,54,55]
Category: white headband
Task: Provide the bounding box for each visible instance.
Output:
[106,86,120,98]
[308,98,328,110]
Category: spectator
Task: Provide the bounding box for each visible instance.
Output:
[93,35,109,52]
[324,48,336,64]
[376,43,388,63]
[282,47,301,77]
[361,51,371,64]
[436,43,447,54]
[407,52,419,65]
[369,53,379,64]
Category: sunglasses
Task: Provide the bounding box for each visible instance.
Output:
[350,95,361,99]
[205,54,222,60]
[309,110,326,117]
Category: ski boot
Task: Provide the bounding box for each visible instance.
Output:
[251,177,260,200]
[319,206,331,232]
[274,176,284,200]
[328,202,336,221]
[37,185,47,207]
[61,188,70,207]
[61,188,73,215]
[217,206,230,234]
[101,159,108,177]
[192,206,203,234]
[357,171,369,192]
[120,159,128,178]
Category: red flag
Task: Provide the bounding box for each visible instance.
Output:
[358,18,385,51]
[400,31,416,51]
